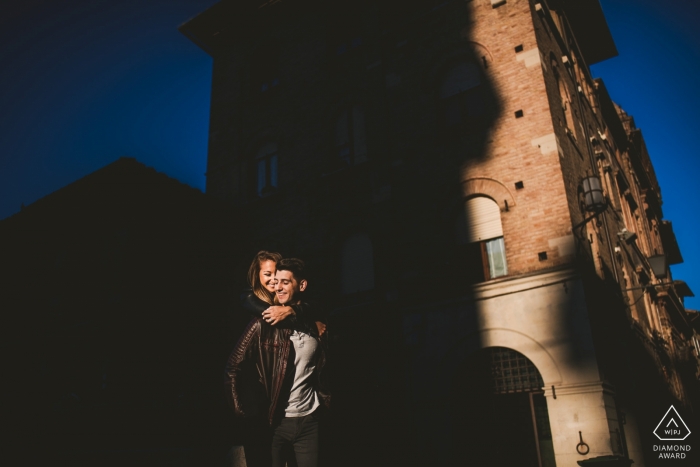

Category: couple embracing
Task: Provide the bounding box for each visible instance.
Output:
[225,251,330,467]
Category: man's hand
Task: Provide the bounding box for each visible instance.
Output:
[262,306,294,325]
[315,321,326,337]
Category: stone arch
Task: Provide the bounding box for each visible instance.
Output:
[461,177,516,211]
[479,328,562,384]
[439,328,562,387]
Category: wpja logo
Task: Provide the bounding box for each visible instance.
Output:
[653,405,691,460]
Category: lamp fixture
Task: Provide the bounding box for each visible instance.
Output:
[582,175,606,213]
[572,175,608,232]
[648,254,668,280]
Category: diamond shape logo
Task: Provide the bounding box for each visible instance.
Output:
[654,405,691,441]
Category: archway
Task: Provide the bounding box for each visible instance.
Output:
[451,347,556,466]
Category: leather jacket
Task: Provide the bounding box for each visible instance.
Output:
[224,317,330,426]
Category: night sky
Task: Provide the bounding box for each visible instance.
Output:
[1,0,698,308]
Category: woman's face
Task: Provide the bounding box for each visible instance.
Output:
[259,259,277,293]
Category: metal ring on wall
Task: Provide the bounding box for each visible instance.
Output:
[576,431,590,455]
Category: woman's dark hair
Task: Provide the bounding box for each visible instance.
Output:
[247,250,282,305]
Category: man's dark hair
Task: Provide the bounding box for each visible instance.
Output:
[276,258,307,282]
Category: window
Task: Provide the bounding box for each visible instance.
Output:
[340,234,375,294]
[439,61,485,127]
[335,35,362,55]
[552,60,575,137]
[260,76,280,93]
[456,196,507,282]
[329,8,363,58]
[255,142,278,196]
[335,106,367,165]
[252,45,280,93]
[484,237,507,278]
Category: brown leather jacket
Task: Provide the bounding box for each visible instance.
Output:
[224,317,330,426]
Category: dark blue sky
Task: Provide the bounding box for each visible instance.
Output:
[1,0,698,308]
[0,0,217,218]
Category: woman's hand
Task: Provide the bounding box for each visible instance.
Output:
[262,306,294,325]
[315,321,326,337]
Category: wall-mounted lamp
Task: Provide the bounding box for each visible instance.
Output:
[648,254,668,280]
[582,175,606,213]
[572,176,608,232]
[619,253,684,294]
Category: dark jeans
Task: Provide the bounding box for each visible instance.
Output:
[271,412,320,467]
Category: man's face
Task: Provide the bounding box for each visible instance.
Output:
[275,269,307,305]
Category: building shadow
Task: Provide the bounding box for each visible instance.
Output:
[0,158,248,466]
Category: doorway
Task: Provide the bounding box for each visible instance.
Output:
[450,347,556,466]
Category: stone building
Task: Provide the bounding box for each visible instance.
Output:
[181,1,698,465]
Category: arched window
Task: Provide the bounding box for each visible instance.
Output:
[255,142,278,196]
[252,44,280,93]
[335,106,367,165]
[439,61,485,127]
[340,233,375,294]
[552,61,575,137]
[456,196,507,282]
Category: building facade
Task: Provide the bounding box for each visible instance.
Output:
[182,1,698,465]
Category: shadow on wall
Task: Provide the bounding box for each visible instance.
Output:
[314,2,506,467]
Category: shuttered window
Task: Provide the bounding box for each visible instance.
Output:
[456,196,508,281]
[458,196,503,243]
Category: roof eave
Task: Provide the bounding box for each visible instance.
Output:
[564,0,618,65]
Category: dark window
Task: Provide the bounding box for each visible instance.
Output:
[335,106,367,165]
[336,35,362,55]
[260,77,280,93]
[255,143,278,196]
[330,8,363,59]
[439,61,485,127]
[252,46,280,93]
[340,234,375,294]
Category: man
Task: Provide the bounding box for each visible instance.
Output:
[225,258,329,467]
